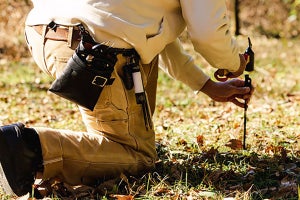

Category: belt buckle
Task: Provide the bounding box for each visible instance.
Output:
[92,76,108,87]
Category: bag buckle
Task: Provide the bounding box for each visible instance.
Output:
[92,76,108,87]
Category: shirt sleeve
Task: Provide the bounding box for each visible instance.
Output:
[180,0,240,72]
[159,39,210,93]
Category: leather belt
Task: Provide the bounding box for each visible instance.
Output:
[33,25,81,42]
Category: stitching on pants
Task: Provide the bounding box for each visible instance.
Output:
[43,157,63,165]
[42,25,52,76]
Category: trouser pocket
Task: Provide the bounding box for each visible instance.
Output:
[24,25,77,78]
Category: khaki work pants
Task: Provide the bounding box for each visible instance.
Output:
[24,25,158,185]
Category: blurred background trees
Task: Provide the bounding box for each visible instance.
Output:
[0,0,32,60]
[226,0,300,38]
[1,0,300,60]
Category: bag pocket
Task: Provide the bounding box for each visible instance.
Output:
[49,52,114,110]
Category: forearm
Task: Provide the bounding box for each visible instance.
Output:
[159,39,210,92]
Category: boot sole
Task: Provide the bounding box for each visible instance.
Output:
[0,125,21,197]
[0,123,37,197]
[0,162,15,196]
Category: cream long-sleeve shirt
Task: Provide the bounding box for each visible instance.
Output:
[26,0,240,92]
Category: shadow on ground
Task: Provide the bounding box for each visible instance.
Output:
[38,143,299,200]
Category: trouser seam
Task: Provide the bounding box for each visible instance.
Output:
[63,157,150,165]
[43,157,63,165]
[64,160,138,165]
[122,74,139,150]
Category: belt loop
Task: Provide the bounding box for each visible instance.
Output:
[67,26,73,47]
[41,25,48,44]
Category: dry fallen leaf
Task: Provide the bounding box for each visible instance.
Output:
[153,187,171,196]
[225,139,243,150]
[196,135,204,147]
[177,139,187,146]
[110,194,134,200]
[265,145,284,155]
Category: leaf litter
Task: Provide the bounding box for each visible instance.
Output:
[0,32,300,200]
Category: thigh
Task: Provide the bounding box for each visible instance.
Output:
[79,55,157,159]
[24,26,77,78]
[36,127,155,185]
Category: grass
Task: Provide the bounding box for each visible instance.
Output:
[0,35,299,199]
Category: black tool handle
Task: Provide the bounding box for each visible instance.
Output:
[245,37,255,72]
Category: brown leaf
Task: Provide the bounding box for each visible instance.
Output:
[196,135,204,147]
[265,145,284,155]
[110,194,135,200]
[204,147,219,158]
[177,139,187,146]
[97,177,120,194]
[153,187,170,196]
[225,139,243,150]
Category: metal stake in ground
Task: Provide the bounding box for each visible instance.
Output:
[243,74,252,150]
[243,37,255,150]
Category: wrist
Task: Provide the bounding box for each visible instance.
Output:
[200,79,216,96]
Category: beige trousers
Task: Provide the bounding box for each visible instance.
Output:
[24,26,158,185]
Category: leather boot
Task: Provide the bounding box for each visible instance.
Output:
[0,122,43,197]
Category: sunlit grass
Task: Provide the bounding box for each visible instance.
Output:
[0,36,299,199]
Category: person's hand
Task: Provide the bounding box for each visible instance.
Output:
[200,78,254,108]
[214,54,247,81]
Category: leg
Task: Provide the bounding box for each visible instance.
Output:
[0,123,43,196]
[23,25,157,185]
